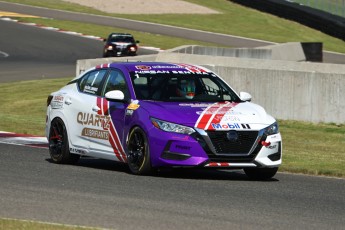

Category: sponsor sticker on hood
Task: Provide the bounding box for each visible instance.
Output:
[195,102,240,130]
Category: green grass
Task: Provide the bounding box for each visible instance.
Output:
[2,0,345,53]
[0,78,69,135]
[279,120,345,177]
[15,18,222,50]
[291,0,345,17]
[0,218,99,230]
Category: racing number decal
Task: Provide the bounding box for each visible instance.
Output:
[96,97,127,162]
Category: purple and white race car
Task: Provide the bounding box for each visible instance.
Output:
[46,62,282,179]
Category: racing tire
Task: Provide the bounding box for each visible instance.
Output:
[127,127,152,175]
[49,118,80,164]
[243,167,278,180]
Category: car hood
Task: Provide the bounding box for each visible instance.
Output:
[138,101,275,131]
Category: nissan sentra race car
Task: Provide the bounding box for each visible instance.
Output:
[46,62,282,179]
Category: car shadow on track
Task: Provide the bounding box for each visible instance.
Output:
[46,156,129,172]
[46,157,279,182]
[155,168,279,182]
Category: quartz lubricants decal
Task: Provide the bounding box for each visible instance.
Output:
[97,97,127,162]
[77,112,110,140]
[195,102,240,130]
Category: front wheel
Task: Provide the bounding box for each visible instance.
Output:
[243,167,278,180]
[49,118,80,164]
[126,127,152,175]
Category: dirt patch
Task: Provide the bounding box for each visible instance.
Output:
[63,0,219,14]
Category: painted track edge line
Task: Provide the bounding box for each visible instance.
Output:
[0,131,48,149]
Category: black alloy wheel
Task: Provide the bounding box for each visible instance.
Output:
[49,118,80,164]
[127,127,152,175]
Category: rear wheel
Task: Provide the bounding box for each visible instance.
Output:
[244,167,278,180]
[127,127,152,175]
[49,118,80,164]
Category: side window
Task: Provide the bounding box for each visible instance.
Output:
[78,69,107,96]
[133,77,149,99]
[201,78,220,96]
[102,69,129,98]
[200,78,232,101]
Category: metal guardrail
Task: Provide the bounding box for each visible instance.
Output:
[288,0,345,17]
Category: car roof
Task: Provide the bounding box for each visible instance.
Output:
[107,62,213,73]
[109,33,133,37]
[72,62,214,82]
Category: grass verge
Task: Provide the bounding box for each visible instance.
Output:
[279,120,345,177]
[0,78,69,135]
[0,78,344,178]
[14,17,222,50]
[0,218,99,230]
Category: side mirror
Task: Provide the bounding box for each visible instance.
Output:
[239,92,252,102]
[136,40,140,44]
[105,90,127,103]
[103,38,107,42]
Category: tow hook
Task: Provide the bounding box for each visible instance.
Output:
[261,141,271,147]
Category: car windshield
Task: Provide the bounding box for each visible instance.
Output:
[110,35,135,43]
[130,71,241,102]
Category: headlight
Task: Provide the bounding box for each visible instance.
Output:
[264,122,279,135]
[106,45,113,50]
[150,117,195,135]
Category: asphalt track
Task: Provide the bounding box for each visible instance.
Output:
[0,19,155,83]
[0,143,344,230]
[0,19,103,82]
[1,2,345,229]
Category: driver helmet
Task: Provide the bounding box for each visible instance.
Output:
[177,79,196,99]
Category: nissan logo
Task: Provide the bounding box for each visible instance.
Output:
[226,130,238,142]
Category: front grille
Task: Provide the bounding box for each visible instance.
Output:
[206,130,259,154]
[192,130,265,163]
[116,47,127,51]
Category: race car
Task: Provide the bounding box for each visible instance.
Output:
[102,33,139,57]
[46,62,282,179]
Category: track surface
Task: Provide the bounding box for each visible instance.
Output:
[0,19,155,83]
[0,143,344,230]
[1,2,345,229]
[0,19,103,82]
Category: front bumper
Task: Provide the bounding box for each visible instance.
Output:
[148,127,282,168]
[105,47,137,57]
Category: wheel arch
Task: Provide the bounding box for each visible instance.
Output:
[126,125,153,175]
[126,124,147,148]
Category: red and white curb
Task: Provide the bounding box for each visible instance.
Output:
[0,17,104,41]
[0,17,164,51]
[0,131,48,149]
